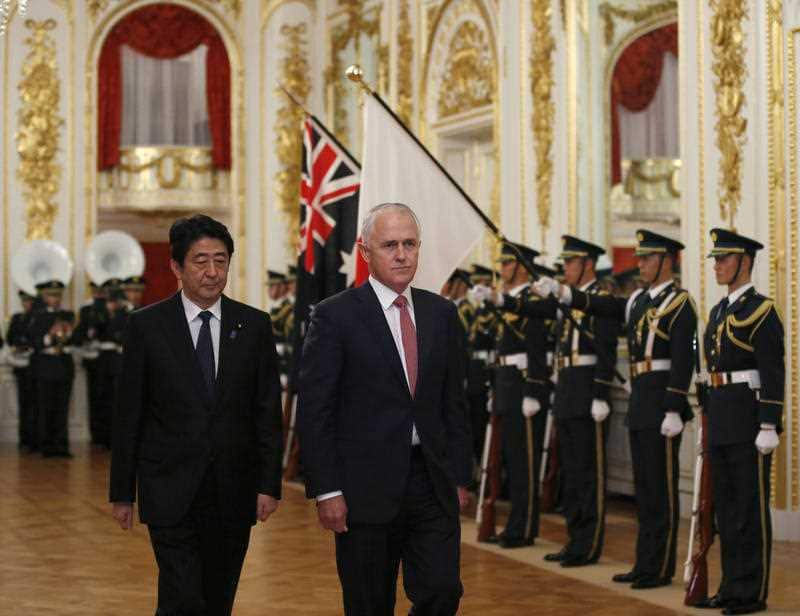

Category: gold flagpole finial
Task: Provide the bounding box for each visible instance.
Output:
[345,64,374,95]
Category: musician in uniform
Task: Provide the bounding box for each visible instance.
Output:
[73,282,108,447]
[121,275,147,310]
[96,280,130,449]
[7,290,37,452]
[487,236,619,565]
[535,230,696,588]
[466,265,498,467]
[267,270,293,389]
[28,280,75,458]
[698,229,783,615]
[473,242,550,549]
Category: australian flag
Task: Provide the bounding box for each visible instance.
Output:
[291,116,361,383]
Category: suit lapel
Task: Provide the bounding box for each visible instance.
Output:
[356,283,409,395]
[160,292,211,409]
[411,288,432,394]
[213,296,238,410]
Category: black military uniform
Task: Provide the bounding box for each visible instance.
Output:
[507,236,620,565]
[268,270,294,388]
[467,264,498,464]
[568,230,696,587]
[121,275,147,310]
[28,280,75,458]
[7,291,37,451]
[703,229,783,615]
[491,243,551,549]
[95,280,129,449]
[72,283,108,446]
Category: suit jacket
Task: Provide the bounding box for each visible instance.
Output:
[297,283,472,525]
[109,292,283,526]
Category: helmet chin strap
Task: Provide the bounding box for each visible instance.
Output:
[725,254,744,287]
[648,254,666,287]
[577,258,587,286]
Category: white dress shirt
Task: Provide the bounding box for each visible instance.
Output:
[181,291,222,373]
[726,282,754,306]
[648,278,675,300]
[317,276,421,503]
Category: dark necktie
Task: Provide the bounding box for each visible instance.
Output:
[196,310,215,395]
[393,295,418,397]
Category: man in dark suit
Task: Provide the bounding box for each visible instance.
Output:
[298,203,472,616]
[109,215,284,616]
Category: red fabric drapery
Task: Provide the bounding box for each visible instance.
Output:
[98,4,231,170]
[141,242,177,306]
[610,23,677,184]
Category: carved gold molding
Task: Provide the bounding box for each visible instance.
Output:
[437,21,494,118]
[788,26,800,511]
[274,22,310,255]
[599,0,677,46]
[87,0,110,22]
[396,0,413,126]
[16,18,62,240]
[710,0,747,229]
[531,0,554,235]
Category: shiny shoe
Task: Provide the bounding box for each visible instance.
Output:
[482,533,503,544]
[630,577,671,590]
[499,536,534,549]
[544,548,569,562]
[560,556,598,568]
[692,594,728,609]
[611,571,640,583]
[722,601,767,615]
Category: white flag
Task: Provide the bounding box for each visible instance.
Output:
[357,94,486,293]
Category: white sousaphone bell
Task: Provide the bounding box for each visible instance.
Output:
[85,230,145,286]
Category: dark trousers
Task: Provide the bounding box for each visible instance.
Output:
[335,448,462,616]
[148,467,251,616]
[14,367,37,449]
[711,443,772,606]
[558,417,606,561]
[468,391,489,466]
[95,352,121,447]
[502,404,547,541]
[84,359,102,444]
[629,428,681,580]
[37,374,72,456]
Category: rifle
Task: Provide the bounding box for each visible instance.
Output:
[684,327,714,606]
[476,401,503,542]
[539,409,559,513]
[282,391,301,480]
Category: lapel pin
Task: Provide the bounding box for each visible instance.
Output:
[230,322,243,339]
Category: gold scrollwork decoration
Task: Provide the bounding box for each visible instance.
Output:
[599,1,677,46]
[16,18,62,241]
[531,0,555,232]
[437,21,494,118]
[275,22,310,254]
[87,0,110,22]
[209,0,241,20]
[396,0,413,125]
[710,0,747,228]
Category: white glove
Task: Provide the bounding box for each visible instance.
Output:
[533,277,571,304]
[486,392,493,413]
[549,391,555,406]
[522,397,541,417]
[470,284,503,306]
[279,374,288,389]
[591,399,610,423]
[660,411,684,438]
[755,424,780,455]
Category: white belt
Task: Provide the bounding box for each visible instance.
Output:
[41,347,64,356]
[472,350,494,362]
[709,369,761,390]
[99,342,122,352]
[275,343,287,355]
[7,352,31,367]
[499,353,527,370]
[82,349,100,359]
[630,358,672,378]
[557,354,598,370]
[546,351,554,368]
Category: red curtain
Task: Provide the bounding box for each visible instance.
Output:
[98,4,231,170]
[610,23,677,184]
[141,242,177,306]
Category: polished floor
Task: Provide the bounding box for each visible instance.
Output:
[0,445,797,615]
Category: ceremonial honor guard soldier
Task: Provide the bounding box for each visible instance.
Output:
[121,275,147,310]
[536,230,696,587]
[698,229,783,615]
[28,280,76,458]
[6,290,37,452]
[96,281,131,449]
[473,242,551,548]
[490,236,619,565]
[73,282,108,447]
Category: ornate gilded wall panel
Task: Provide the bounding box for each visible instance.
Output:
[531,0,555,235]
[789,26,800,510]
[274,22,310,254]
[16,18,62,240]
[710,0,747,229]
[396,0,413,126]
[437,21,493,117]
[598,0,678,46]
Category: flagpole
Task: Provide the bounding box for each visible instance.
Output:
[277,82,313,117]
[345,64,627,385]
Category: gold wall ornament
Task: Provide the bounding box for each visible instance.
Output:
[209,0,241,20]
[16,18,62,240]
[531,0,555,233]
[598,0,678,46]
[274,22,310,255]
[709,0,747,228]
[437,21,494,117]
[87,0,110,22]
[396,0,413,125]
[788,26,800,510]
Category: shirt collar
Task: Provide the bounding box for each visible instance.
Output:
[579,278,597,292]
[648,279,674,299]
[369,275,413,311]
[181,291,222,323]
[727,282,754,305]
[508,282,530,297]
